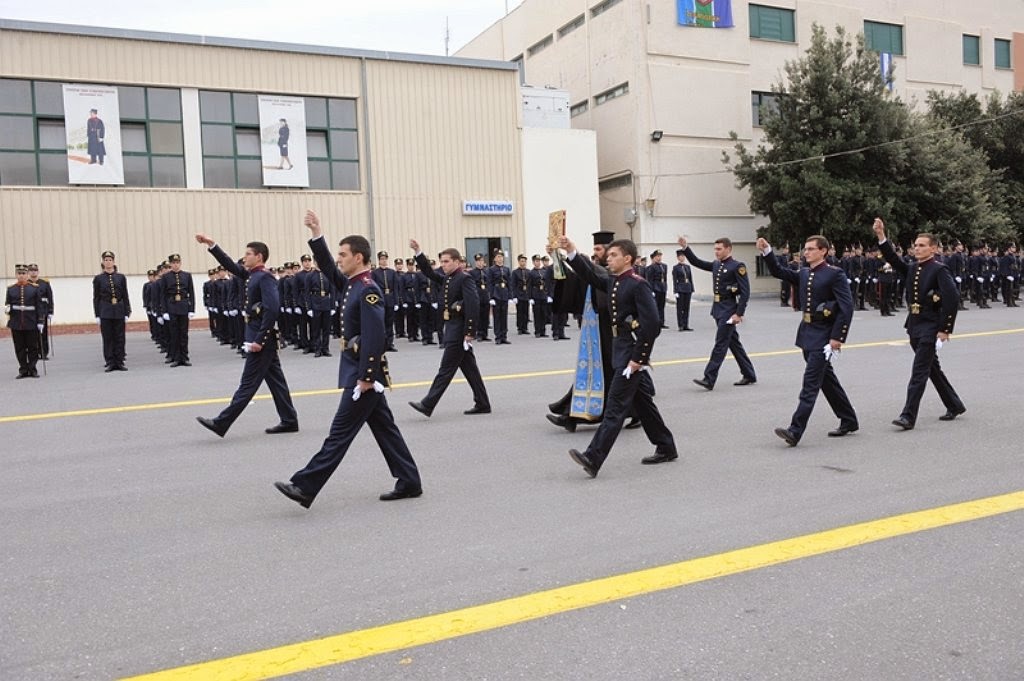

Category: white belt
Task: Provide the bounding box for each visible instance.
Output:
[11,305,34,311]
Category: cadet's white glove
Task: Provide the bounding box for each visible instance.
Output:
[188,312,195,320]
[157,316,164,325]
[402,303,408,308]
[330,309,336,315]
[674,293,680,299]
[955,276,962,283]
[230,310,239,317]
[95,317,101,325]
[546,296,553,303]
[162,313,170,321]
[307,310,314,317]
[529,299,535,306]
[394,305,399,311]
[47,315,53,323]
[935,338,944,351]
[124,316,129,323]
[431,303,438,309]
[463,340,472,351]
[854,277,861,283]
[415,303,422,309]
[351,381,385,402]
[977,277,984,283]
[823,344,839,362]
[489,299,496,306]
[1009,276,1015,282]
[37,323,44,333]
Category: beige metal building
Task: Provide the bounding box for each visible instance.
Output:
[0,19,524,321]
[458,0,1024,289]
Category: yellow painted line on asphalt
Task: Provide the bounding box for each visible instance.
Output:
[121,489,1024,681]
[4,326,1021,424]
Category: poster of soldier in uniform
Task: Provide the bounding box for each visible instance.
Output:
[258,95,309,187]
[62,84,124,185]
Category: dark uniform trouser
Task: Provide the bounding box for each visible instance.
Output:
[533,301,549,336]
[901,335,965,424]
[12,328,40,374]
[297,310,310,348]
[675,293,691,329]
[584,369,675,470]
[654,291,666,327]
[311,310,331,353]
[213,340,296,432]
[478,297,490,339]
[421,343,490,411]
[290,389,420,501]
[383,300,395,346]
[167,314,190,362]
[418,305,434,342]
[99,317,126,366]
[492,301,508,341]
[40,318,49,356]
[788,348,858,440]
[516,299,529,333]
[703,320,756,385]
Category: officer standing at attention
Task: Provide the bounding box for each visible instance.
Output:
[194,233,299,438]
[645,249,669,329]
[306,263,335,357]
[511,254,532,335]
[672,249,694,331]
[557,235,677,478]
[873,218,966,429]
[488,250,513,345]
[407,238,492,417]
[274,210,421,507]
[529,255,550,337]
[678,236,757,389]
[143,269,159,344]
[157,253,195,367]
[470,253,491,341]
[371,251,399,351]
[758,235,859,446]
[92,251,131,372]
[6,263,46,378]
[27,264,53,359]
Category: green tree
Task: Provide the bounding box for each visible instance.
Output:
[725,24,1009,249]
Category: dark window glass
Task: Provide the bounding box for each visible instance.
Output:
[865,21,904,56]
[749,5,795,42]
[203,157,235,188]
[233,93,259,125]
[307,131,328,158]
[235,128,261,156]
[151,156,186,187]
[0,115,36,150]
[149,122,183,154]
[202,124,235,155]
[963,35,980,66]
[329,130,358,160]
[38,153,68,186]
[328,99,357,128]
[37,120,66,150]
[308,160,330,189]
[995,38,1011,68]
[331,161,359,190]
[236,158,262,188]
[199,91,232,122]
[0,151,37,184]
[34,82,66,116]
[147,88,181,120]
[122,122,149,153]
[305,97,328,128]
[123,155,152,186]
[0,79,33,114]
[119,86,147,119]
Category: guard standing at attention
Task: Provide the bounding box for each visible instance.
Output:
[511,254,531,335]
[488,250,513,345]
[679,236,757,390]
[371,250,399,351]
[93,251,131,372]
[27,264,53,359]
[157,253,195,367]
[645,250,669,329]
[6,263,45,378]
[274,210,421,508]
[873,218,966,429]
[672,250,694,331]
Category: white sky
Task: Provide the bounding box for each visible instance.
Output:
[0,0,525,57]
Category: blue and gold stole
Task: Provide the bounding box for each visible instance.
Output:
[570,286,604,421]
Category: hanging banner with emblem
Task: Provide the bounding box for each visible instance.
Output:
[62,84,125,185]
[677,0,734,28]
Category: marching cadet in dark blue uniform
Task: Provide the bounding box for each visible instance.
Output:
[874,218,966,429]
[407,239,491,417]
[488,250,513,344]
[27,264,53,359]
[6,264,46,378]
[557,235,677,478]
[194,234,298,438]
[156,254,195,367]
[511,254,531,335]
[371,251,400,351]
[274,210,421,507]
[672,249,694,331]
[306,265,335,356]
[679,236,757,389]
[529,255,550,337]
[92,251,131,372]
[759,236,858,446]
[645,249,669,329]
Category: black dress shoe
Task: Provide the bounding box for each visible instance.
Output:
[114,364,128,371]
[827,425,859,437]
[104,366,116,373]
[693,378,714,391]
[321,351,332,357]
[683,327,694,331]
[408,401,433,417]
[733,377,756,386]
[265,422,299,434]
[891,417,915,430]
[314,351,323,357]
[274,481,313,508]
[463,405,491,415]
[15,373,28,379]
[170,361,183,367]
[774,427,798,447]
[165,357,175,364]
[939,407,966,421]
[545,413,577,432]
[196,416,226,438]
[386,345,398,352]
[624,417,642,430]
[568,448,598,478]
[641,452,678,464]
[379,488,423,501]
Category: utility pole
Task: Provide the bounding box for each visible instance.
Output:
[444,16,450,56]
